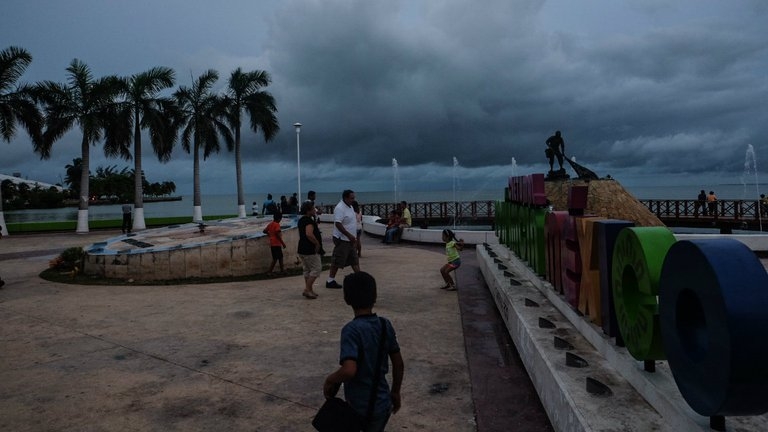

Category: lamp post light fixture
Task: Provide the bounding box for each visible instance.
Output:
[294,122,302,202]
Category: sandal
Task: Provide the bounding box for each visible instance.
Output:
[302,291,318,299]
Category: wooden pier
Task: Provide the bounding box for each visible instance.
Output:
[639,199,767,231]
[320,200,497,228]
[320,198,768,232]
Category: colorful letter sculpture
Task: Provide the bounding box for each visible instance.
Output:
[500,174,548,275]
[562,216,581,308]
[496,175,768,419]
[545,211,568,294]
[659,239,768,416]
[611,227,675,360]
[576,217,605,322]
[595,220,634,340]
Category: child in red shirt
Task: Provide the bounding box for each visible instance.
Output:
[263,212,287,276]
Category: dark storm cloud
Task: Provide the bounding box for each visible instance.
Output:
[2,0,768,194]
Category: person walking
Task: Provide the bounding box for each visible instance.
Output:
[322,272,404,432]
[326,189,359,289]
[439,229,464,291]
[263,212,287,276]
[297,201,323,299]
[121,203,132,234]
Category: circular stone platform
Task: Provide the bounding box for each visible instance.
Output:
[82,216,300,281]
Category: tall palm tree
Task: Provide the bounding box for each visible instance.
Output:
[0,46,43,236]
[173,70,233,221]
[225,68,279,218]
[37,59,127,233]
[118,67,176,230]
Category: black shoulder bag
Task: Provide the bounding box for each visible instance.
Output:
[313,317,388,432]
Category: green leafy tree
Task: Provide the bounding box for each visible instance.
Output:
[0,46,43,235]
[173,70,233,221]
[225,68,279,217]
[118,67,176,230]
[36,59,127,233]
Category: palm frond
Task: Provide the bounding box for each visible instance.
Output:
[0,46,33,94]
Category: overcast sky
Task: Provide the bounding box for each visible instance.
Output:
[2,0,768,197]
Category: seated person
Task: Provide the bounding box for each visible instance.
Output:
[383,210,402,244]
[395,201,412,243]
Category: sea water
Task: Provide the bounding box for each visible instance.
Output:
[5,183,765,223]
[3,190,502,223]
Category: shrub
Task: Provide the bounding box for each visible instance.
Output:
[49,247,85,272]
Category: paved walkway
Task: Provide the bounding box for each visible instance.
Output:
[0,230,550,431]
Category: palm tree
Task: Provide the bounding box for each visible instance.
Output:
[173,70,233,221]
[36,59,126,233]
[118,67,176,230]
[0,46,43,236]
[225,68,279,217]
[64,157,83,195]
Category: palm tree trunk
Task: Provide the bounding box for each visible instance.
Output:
[0,187,8,237]
[235,126,246,218]
[192,137,203,222]
[76,135,90,233]
[133,110,146,230]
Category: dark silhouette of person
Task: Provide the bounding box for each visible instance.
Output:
[545,130,565,171]
[696,190,707,216]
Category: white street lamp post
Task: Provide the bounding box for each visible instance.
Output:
[294,122,302,202]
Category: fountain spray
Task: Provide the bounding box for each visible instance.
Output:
[392,158,399,203]
[743,145,762,231]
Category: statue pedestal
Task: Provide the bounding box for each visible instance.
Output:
[546,169,570,181]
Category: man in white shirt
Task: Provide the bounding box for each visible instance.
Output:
[326,189,359,288]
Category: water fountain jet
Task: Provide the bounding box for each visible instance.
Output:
[392,158,400,203]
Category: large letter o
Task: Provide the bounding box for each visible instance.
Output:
[611,227,675,360]
[659,238,768,416]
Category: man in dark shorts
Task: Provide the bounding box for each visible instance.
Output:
[326,189,360,288]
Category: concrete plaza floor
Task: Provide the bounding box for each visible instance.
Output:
[0,229,550,431]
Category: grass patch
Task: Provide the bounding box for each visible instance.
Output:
[8,215,238,233]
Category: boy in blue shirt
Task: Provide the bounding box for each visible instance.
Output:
[323,272,404,431]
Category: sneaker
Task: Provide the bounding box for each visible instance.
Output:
[325,280,342,289]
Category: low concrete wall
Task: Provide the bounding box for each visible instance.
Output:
[83,219,301,281]
[359,215,499,245]
[478,242,768,431]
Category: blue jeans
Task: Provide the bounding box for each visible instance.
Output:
[384,227,399,243]
[364,411,391,432]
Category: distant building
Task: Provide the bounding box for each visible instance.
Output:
[0,173,65,192]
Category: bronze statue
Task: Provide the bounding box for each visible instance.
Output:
[545,130,565,172]
[544,130,599,181]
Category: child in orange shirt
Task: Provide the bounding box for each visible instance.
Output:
[263,212,287,276]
